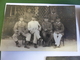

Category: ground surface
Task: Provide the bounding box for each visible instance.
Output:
[1,38,77,51]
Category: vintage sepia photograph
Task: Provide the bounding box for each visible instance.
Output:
[46,56,80,60]
[1,3,77,51]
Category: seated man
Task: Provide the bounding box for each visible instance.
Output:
[42,18,53,47]
[12,17,30,48]
[27,16,42,48]
[53,17,64,48]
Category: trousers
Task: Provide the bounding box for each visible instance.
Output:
[31,29,41,44]
[25,33,31,42]
[53,32,62,46]
[42,31,53,42]
[12,33,18,41]
[12,32,31,42]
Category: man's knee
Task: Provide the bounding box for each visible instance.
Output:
[58,34,63,38]
[33,40,37,44]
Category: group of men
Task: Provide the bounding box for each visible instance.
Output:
[12,16,64,49]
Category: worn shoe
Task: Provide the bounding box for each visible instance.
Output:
[34,44,37,48]
[24,45,30,49]
[24,41,30,49]
[43,45,47,47]
[54,44,57,48]
[57,45,60,48]
[15,41,21,47]
[54,45,60,48]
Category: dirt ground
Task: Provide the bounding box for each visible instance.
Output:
[1,38,77,51]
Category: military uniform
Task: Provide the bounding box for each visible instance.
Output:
[13,19,31,48]
[14,20,26,33]
[53,21,64,47]
[13,20,27,41]
[42,21,53,46]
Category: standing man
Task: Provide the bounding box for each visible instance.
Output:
[28,16,41,48]
[23,8,33,23]
[42,18,53,47]
[53,17,64,48]
[13,17,30,48]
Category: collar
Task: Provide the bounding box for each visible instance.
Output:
[56,22,60,24]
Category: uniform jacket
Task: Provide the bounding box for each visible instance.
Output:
[53,22,64,35]
[42,21,52,31]
[14,20,27,33]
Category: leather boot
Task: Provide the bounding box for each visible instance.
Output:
[15,41,21,47]
[24,41,30,49]
[34,44,37,48]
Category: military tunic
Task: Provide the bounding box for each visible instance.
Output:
[53,22,64,35]
[13,21,27,34]
[53,21,64,46]
[42,21,52,31]
[42,21,53,46]
[13,20,31,42]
